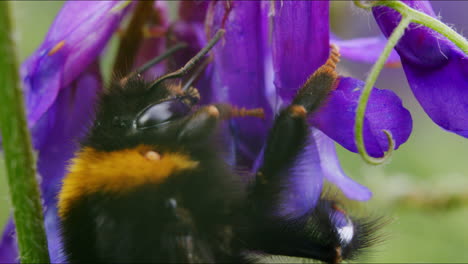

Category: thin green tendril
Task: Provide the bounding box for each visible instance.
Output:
[354,16,411,165]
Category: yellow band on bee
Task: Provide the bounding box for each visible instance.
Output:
[58,145,198,219]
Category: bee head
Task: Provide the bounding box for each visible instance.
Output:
[82,31,227,152]
[83,76,200,151]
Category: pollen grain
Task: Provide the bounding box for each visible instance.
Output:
[48,41,66,56]
[289,105,307,117]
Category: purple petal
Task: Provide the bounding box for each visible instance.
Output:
[43,208,64,263]
[276,131,324,219]
[40,66,101,261]
[312,128,372,201]
[35,65,101,199]
[0,219,17,263]
[272,1,329,103]
[178,0,209,22]
[21,52,64,135]
[330,35,401,66]
[170,2,211,103]
[209,1,273,167]
[311,77,413,157]
[373,1,468,137]
[22,1,128,127]
[170,22,211,103]
[372,1,450,68]
[402,56,468,137]
[49,1,129,85]
[134,1,170,80]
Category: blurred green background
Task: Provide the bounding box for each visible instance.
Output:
[1,1,468,263]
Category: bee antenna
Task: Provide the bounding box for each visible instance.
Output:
[149,29,225,90]
[120,42,188,84]
[181,57,211,92]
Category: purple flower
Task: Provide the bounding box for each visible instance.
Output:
[1,0,416,260]
[373,0,468,137]
[207,1,411,216]
[0,1,130,262]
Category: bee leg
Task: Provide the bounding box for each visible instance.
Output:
[293,44,340,113]
[253,45,340,193]
[243,47,344,262]
[178,104,265,143]
[250,104,311,209]
[177,105,221,143]
[243,107,326,261]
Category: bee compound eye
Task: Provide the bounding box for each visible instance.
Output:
[136,99,191,129]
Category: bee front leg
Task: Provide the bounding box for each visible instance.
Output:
[177,104,264,143]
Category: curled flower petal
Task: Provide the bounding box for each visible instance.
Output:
[311,77,413,157]
[331,35,401,66]
[312,128,372,201]
[373,1,468,137]
[272,1,329,103]
[210,1,273,167]
[22,1,129,127]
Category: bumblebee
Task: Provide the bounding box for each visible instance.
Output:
[57,30,381,263]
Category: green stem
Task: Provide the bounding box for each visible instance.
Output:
[380,0,468,55]
[0,2,50,263]
[354,16,411,165]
